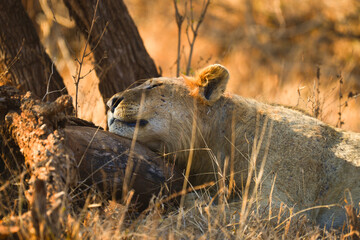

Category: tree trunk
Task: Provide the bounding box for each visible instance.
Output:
[63,0,160,100]
[0,0,67,101]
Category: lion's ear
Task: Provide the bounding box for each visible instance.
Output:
[196,64,229,104]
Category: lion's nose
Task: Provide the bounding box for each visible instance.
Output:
[110,96,124,113]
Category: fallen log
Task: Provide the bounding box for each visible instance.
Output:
[64,125,183,210]
[0,86,183,238]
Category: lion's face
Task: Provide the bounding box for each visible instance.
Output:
[107,77,193,150]
[107,64,229,151]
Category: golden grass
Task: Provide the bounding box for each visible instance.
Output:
[0,120,352,239]
[57,186,344,239]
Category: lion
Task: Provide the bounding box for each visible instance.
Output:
[107,64,360,228]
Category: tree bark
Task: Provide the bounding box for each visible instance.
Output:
[63,0,160,100]
[0,87,76,238]
[0,0,67,101]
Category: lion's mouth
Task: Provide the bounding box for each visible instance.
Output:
[110,118,149,127]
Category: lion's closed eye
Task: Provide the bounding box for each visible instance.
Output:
[146,83,163,90]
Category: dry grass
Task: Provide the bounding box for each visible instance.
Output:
[0,111,353,239]
[63,199,323,239]
[0,175,333,240]
[0,126,353,239]
[44,183,345,239]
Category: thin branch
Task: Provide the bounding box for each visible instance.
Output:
[43,87,67,99]
[42,61,55,101]
[0,40,24,81]
[336,74,344,128]
[80,68,95,79]
[73,0,100,117]
[84,21,109,58]
[185,0,210,75]
[173,0,186,77]
[312,66,321,118]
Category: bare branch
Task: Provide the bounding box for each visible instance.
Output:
[336,74,344,128]
[84,21,110,58]
[42,61,55,101]
[73,0,100,117]
[80,68,95,79]
[0,40,24,81]
[185,0,211,75]
[173,0,186,77]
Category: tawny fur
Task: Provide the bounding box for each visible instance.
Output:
[107,64,360,228]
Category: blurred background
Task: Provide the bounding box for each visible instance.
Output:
[22,0,360,131]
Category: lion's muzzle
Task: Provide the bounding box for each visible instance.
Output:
[107,95,149,128]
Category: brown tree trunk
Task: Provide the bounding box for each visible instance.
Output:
[63,0,160,100]
[0,0,67,102]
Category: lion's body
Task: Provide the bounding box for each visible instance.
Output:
[107,65,360,228]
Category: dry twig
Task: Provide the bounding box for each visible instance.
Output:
[72,0,108,117]
[173,0,186,77]
[185,0,211,75]
[173,0,211,76]
[336,74,345,128]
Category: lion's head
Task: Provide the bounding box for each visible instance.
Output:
[107,64,230,152]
